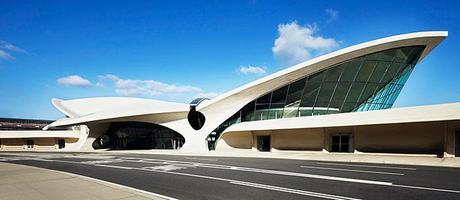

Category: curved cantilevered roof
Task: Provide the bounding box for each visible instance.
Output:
[45,97,189,129]
[192,31,448,133]
[46,31,448,129]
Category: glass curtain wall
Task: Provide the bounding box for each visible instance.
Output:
[207,46,425,150]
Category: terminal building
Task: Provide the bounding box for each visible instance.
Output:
[1,31,460,158]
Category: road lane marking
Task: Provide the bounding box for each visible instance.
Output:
[392,184,460,194]
[8,156,460,195]
[231,181,361,200]
[315,162,417,171]
[185,157,218,161]
[122,157,392,185]
[139,167,361,200]
[143,164,192,171]
[300,165,404,176]
[95,164,135,170]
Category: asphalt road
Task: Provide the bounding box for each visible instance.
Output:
[1,152,460,200]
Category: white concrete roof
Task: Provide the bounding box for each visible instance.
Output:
[47,97,189,128]
[223,103,460,134]
[47,31,448,130]
[192,31,448,136]
[0,130,80,139]
[200,31,448,111]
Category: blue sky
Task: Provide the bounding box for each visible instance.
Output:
[1,0,459,120]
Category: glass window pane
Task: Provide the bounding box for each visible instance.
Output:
[284,78,306,118]
[299,109,313,117]
[256,93,272,104]
[254,104,269,120]
[283,106,299,118]
[270,85,288,104]
[395,47,413,63]
[315,82,336,108]
[381,62,405,84]
[324,65,344,82]
[345,82,365,103]
[308,71,326,82]
[300,81,321,107]
[358,83,379,103]
[341,102,356,112]
[268,103,284,119]
[368,61,390,83]
[355,60,377,82]
[366,49,396,61]
[285,78,306,105]
[329,82,351,111]
[340,59,362,81]
[406,46,425,64]
[241,101,255,122]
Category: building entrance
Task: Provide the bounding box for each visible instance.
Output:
[93,122,185,150]
[331,135,351,152]
[257,135,271,151]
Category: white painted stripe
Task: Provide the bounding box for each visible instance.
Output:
[315,162,417,171]
[235,167,393,185]
[300,165,404,176]
[123,157,393,185]
[393,184,460,194]
[185,157,218,161]
[139,167,360,200]
[231,181,361,200]
[10,156,460,195]
[95,164,135,170]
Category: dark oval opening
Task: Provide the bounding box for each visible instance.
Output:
[188,107,206,130]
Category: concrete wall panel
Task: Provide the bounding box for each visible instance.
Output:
[355,122,444,154]
[215,131,253,151]
[271,129,324,151]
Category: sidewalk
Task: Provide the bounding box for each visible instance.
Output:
[0,162,172,200]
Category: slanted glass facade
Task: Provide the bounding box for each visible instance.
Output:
[207,46,425,150]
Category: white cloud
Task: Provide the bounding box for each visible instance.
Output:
[98,74,202,96]
[57,75,93,87]
[325,8,339,23]
[272,21,338,66]
[194,92,222,99]
[0,40,27,53]
[239,65,266,75]
[0,50,14,61]
[0,40,27,61]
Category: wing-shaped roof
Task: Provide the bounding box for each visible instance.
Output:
[46,97,189,128]
[196,31,448,127]
[47,31,448,129]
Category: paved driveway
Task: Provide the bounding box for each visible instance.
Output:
[1,152,459,200]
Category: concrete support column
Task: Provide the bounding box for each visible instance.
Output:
[322,128,328,153]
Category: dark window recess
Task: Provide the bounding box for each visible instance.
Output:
[257,136,271,152]
[26,140,34,149]
[455,131,460,157]
[58,139,65,149]
[331,135,350,152]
